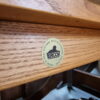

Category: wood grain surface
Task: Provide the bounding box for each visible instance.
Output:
[0,0,100,29]
[0,21,100,90]
[73,69,100,93]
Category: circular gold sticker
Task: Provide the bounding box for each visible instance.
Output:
[42,38,64,67]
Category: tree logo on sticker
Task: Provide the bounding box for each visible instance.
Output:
[42,38,64,67]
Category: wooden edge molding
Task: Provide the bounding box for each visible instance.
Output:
[0,3,100,29]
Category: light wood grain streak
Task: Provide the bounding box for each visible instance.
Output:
[0,21,100,90]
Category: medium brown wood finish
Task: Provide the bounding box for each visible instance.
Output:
[1,86,23,100]
[0,21,100,90]
[0,0,100,29]
[73,69,100,93]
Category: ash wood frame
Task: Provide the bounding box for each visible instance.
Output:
[0,21,100,90]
